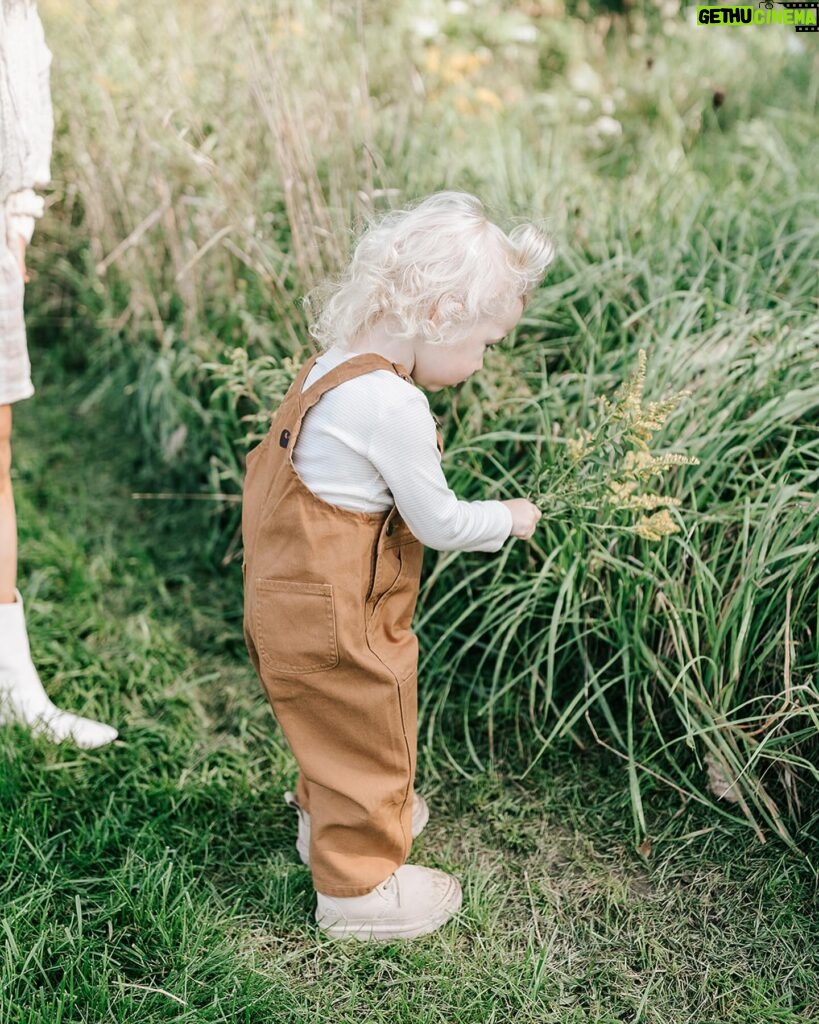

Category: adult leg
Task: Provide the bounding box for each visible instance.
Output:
[0,404,118,748]
[0,405,18,603]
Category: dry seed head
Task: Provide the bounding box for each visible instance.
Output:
[622,449,655,476]
[536,348,698,540]
[623,449,699,479]
[610,348,647,421]
[704,752,742,804]
[648,452,701,471]
[633,509,681,541]
[643,393,690,430]
[607,479,639,504]
[608,481,682,511]
[567,428,593,462]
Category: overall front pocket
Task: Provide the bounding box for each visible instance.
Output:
[254,578,339,675]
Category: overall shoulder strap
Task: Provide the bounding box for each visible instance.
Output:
[289,350,322,396]
[298,352,414,415]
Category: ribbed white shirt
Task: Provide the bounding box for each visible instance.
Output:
[293,347,513,553]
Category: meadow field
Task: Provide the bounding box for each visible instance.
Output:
[2,1,818,1020]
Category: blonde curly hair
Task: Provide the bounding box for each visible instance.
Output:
[303,191,555,351]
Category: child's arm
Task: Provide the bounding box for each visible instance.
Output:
[367,389,516,552]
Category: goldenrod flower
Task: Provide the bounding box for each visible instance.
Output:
[536,349,699,543]
[633,509,681,541]
[567,428,593,463]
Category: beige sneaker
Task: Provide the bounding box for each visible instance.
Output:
[284,791,430,866]
[316,863,462,941]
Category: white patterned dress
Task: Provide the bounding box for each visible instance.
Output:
[0,0,53,405]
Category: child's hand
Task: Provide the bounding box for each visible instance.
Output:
[15,234,29,283]
[500,499,542,540]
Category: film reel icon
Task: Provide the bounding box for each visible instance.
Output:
[784,0,819,30]
[758,0,819,28]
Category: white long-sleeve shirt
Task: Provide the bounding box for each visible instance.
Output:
[0,0,53,242]
[294,346,514,553]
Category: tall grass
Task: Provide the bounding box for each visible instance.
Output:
[30,0,819,847]
[6,343,819,1024]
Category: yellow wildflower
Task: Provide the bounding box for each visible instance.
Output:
[608,348,647,422]
[474,87,504,111]
[567,428,593,462]
[440,50,488,84]
[633,509,681,541]
[453,94,476,116]
[424,46,442,75]
[534,348,698,542]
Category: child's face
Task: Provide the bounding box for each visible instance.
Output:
[411,298,525,392]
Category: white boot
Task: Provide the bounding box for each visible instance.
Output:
[0,590,118,749]
[284,791,430,866]
[316,863,462,941]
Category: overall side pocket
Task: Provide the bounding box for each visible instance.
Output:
[254,578,339,675]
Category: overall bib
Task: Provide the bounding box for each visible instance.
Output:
[242,351,444,898]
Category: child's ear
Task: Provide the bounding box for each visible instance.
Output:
[430,294,464,324]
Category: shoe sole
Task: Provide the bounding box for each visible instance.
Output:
[316,875,463,941]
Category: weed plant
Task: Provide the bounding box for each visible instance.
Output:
[27,0,819,846]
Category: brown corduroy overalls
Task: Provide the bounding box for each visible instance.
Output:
[242,351,443,898]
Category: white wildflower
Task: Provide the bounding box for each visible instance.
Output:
[411,17,439,40]
[568,61,601,97]
[509,23,538,43]
[590,115,622,139]
[666,145,684,169]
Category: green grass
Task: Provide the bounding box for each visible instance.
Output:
[2,348,818,1023]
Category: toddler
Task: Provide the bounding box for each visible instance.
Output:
[242,191,554,940]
